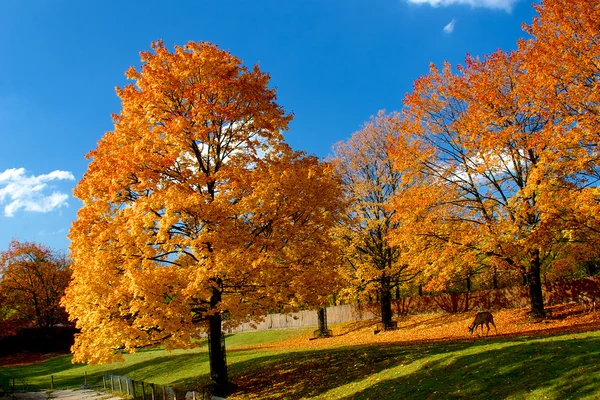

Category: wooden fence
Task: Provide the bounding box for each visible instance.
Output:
[0,372,208,400]
[0,371,99,395]
[230,303,377,332]
[229,276,600,333]
[103,374,207,400]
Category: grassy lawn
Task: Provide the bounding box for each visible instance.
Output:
[0,329,314,394]
[2,310,600,399]
[227,331,600,399]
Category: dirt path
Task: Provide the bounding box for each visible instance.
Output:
[11,390,122,400]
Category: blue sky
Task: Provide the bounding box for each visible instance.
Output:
[0,0,537,252]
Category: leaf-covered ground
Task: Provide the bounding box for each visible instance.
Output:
[226,304,600,399]
[231,303,599,352]
[2,304,599,399]
[1,304,596,368]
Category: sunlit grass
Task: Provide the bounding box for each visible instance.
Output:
[2,324,600,399]
[0,328,314,392]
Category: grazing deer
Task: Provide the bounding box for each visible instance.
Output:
[468,311,497,336]
[580,292,596,313]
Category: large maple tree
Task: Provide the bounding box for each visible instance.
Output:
[0,240,71,334]
[331,112,419,329]
[62,41,344,387]
[519,0,600,250]
[389,42,600,317]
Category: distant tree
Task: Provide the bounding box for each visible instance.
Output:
[389,43,600,318]
[0,292,16,335]
[331,112,419,330]
[61,41,344,389]
[518,0,600,249]
[0,240,71,335]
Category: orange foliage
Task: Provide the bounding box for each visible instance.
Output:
[387,0,600,317]
[331,112,418,300]
[520,0,600,246]
[0,240,71,332]
[62,41,345,365]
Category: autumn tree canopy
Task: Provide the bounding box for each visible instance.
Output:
[389,52,551,316]
[388,0,600,318]
[62,41,344,386]
[331,112,418,330]
[519,0,600,251]
[0,240,71,334]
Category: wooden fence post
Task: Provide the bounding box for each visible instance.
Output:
[150,383,155,400]
[132,380,137,399]
[142,381,146,400]
[103,375,106,390]
[110,376,114,392]
[51,375,54,390]
[118,377,123,393]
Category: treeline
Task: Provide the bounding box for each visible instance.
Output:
[329,0,600,329]
[0,240,73,353]
[0,327,77,356]
[231,277,600,332]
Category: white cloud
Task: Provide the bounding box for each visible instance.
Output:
[406,0,518,12]
[0,168,75,217]
[38,228,67,236]
[443,19,457,33]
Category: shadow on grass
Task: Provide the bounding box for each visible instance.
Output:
[5,329,600,399]
[1,355,79,378]
[107,354,209,381]
[222,334,600,399]
[1,351,212,392]
[334,320,378,336]
[343,335,600,400]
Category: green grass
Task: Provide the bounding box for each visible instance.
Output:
[2,327,600,399]
[0,329,312,393]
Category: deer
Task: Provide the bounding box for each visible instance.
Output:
[580,292,596,313]
[468,311,497,336]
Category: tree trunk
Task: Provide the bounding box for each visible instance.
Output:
[316,307,331,337]
[208,287,228,385]
[492,267,498,289]
[317,307,326,333]
[380,285,393,330]
[527,251,545,318]
[585,260,598,277]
